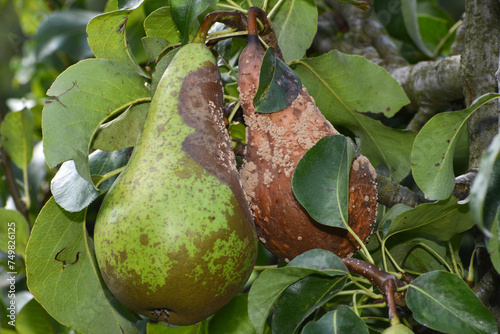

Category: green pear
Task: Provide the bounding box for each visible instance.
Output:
[94,42,257,326]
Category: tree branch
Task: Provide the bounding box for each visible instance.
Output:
[461,0,500,169]
[0,105,29,222]
[342,257,406,321]
[376,175,429,208]
[313,2,465,134]
[315,0,407,69]
[390,56,463,131]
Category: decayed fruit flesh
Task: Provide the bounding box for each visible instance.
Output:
[238,7,377,261]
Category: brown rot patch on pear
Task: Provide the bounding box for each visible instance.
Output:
[238,7,377,261]
[178,64,254,225]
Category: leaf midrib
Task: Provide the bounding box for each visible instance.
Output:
[295,59,390,169]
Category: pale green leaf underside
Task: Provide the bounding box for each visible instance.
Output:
[385,197,474,241]
[467,132,500,234]
[42,59,149,179]
[407,271,497,334]
[270,0,318,62]
[87,9,144,75]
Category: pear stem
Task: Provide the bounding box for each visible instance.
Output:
[247,7,259,45]
[193,11,247,44]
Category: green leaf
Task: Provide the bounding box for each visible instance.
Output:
[147,321,208,333]
[92,103,150,151]
[144,6,181,43]
[382,234,462,274]
[208,294,254,334]
[169,0,217,45]
[249,268,325,334]
[302,306,370,334]
[0,209,30,257]
[418,14,450,54]
[268,0,318,62]
[384,197,474,241]
[412,93,500,200]
[467,132,500,234]
[16,298,72,334]
[272,275,347,334]
[228,122,246,145]
[142,37,170,62]
[407,271,497,334]
[248,249,347,334]
[42,59,150,177]
[51,148,132,212]
[26,198,139,334]
[87,9,144,74]
[488,209,500,274]
[288,249,348,275]
[377,203,412,236]
[253,47,302,113]
[292,51,413,182]
[0,109,34,170]
[401,0,433,57]
[292,135,355,228]
[151,48,180,96]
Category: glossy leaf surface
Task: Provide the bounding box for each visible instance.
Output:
[293,135,355,228]
[407,271,497,334]
[412,93,500,200]
[401,0,433,57]
[302,306,369,334]
[248,250,347,334]
[272,275,347,334]
[253,47,302,113]
[170,0,217,45]
[144,6,181,43]
[384,197,473,241]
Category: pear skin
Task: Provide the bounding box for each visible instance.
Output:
[94,42,257,326]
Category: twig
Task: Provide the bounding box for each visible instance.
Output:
[342,258,406,322]
[0,104,30,224]
[376,175,429,208]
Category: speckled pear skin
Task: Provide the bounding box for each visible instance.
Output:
[94,43,257,326]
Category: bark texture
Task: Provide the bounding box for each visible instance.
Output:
[461,0,500,169]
